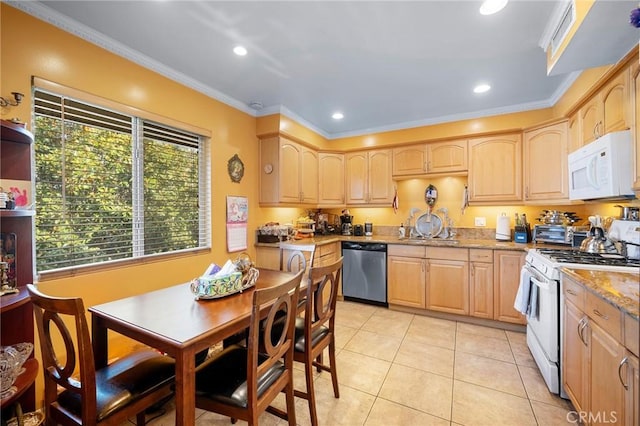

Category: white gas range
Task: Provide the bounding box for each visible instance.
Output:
[518,220,640,399]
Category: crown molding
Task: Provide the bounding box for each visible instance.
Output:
[7,0,256,117]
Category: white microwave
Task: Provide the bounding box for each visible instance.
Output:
[568,130,634,201]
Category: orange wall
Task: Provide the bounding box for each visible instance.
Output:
[1,4,274,299]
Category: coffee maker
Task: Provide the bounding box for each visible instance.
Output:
[340,211,353,236]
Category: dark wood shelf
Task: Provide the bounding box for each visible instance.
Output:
[0,358,38,410]
[0,287,31,314]
[0,120,33,145]
[0,210,35,218]
[1,119,36,412]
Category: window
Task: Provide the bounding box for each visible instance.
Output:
[33,88,210,273]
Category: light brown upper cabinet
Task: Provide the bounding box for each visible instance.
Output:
[523,120,570,204]
[260,136,318,205]
[318,152,345,207]
[468,133,522,204]
[392,145,427,176]
[580,67,630,146]
[345,149,394,205]
[392,139,467,178]
[633,62,640,195]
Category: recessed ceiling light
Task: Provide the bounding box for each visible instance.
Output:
[479,0,508,15]
[233,45,247,56]
[332,112,344,120]
[474,84,491,94]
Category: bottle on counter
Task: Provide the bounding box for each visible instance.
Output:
[398,224,405,238]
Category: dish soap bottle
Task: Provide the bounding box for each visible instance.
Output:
[398,224,405,238]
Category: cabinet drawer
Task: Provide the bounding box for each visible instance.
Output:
[388,245,426,258]
[624,314,639,357]
[586,292,623,341]
[426,247,468,261]
[317,242,337,258]
[563,277,585,312]
[469,249,493,263]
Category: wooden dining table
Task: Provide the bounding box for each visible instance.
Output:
[89,268,296,425]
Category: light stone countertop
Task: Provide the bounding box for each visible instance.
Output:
[561,268,640,320]
[255,234,533,251]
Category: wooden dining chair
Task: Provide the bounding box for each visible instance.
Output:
[279,242,316,276]
[293,256,343,426]
[194,270,303,426]
[26,284,176,426]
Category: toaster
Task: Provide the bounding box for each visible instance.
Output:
[353,224,364,236]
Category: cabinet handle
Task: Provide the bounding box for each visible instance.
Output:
[524,186,528,199]
[578,317,588,346]
[427,161,431,171]
[423,162,427,172]
[593,122,598,140]
[592,309,609,320]
[618,357,629,389]
[566,289,577,296]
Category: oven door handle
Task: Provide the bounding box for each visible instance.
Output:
[529,274,551,291]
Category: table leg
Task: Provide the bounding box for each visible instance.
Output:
[91,315,108,368]
[174,349,196,426]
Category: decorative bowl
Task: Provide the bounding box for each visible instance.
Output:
[1,346,21,398]
[12,342,33,373]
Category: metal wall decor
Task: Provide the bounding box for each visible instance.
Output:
[227,154,245,183]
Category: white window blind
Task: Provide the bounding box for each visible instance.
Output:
[33,88,209,273]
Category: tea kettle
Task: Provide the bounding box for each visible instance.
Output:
[579,216,617,254]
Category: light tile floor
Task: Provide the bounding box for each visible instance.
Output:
[135,300,574,426]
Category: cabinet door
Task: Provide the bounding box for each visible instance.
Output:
[468,134,522,203]
[279,139,302,203]
[426,259,469,315]
[589,321,626,425]
[633,64,640,193]
[255,246,280,270]
[563,301,588,414]
[392,145,426,176]
[300,146,318,203]
[388,255,425,308]
[626,353,639,426]
[602,68,630,135]
[426,139,467,174]
[568,112,582,153]
[493,250,526,324]
[580,98,600,145]
[318,153,345,206]
[524,121,569,202]
[345,152,368,204]
[469,261,493,319]
[367,149,394,204]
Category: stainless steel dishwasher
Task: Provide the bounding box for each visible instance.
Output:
[341,241,387,306]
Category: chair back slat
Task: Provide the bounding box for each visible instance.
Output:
[27,284,98,422]
[305,257,343,343]
[246,270,303,411]
[279,243,316,275]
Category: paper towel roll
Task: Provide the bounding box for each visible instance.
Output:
[496,213,511,241]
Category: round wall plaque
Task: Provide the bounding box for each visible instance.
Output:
[228,154,244,183]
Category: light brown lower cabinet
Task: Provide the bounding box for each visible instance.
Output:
[425,248,469,315]
[493,250,526,325]
[469,249,494,319]
[626,353,640,426]
[387,254,426,308]
[562,273,639,425]
[387,245,426,308]
[388,246,523,325]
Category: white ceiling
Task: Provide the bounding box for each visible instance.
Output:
[10,1,640,139]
